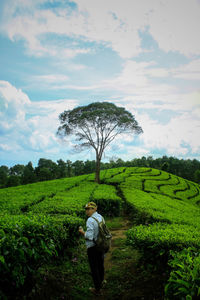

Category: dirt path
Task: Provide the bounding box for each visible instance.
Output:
[91,216,166,300]
[104,218,132,271]
[90,217,134,300]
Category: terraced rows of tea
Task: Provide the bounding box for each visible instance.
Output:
[105,167,200,203]
[1,167,200,298]
[104,167,200,255]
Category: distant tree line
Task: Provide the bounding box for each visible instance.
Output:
[0,156,200,189]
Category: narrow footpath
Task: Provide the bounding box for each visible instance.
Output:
[104,218,132,271]
[91,216,138,300]
[91,216,165,300]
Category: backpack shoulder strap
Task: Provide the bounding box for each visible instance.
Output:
[91,216,100,244]
[91,216,105,225]
[91,216,100,225]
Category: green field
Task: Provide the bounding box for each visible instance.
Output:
[1,167,200,299]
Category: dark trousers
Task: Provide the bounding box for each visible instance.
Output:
[87,246,104,291]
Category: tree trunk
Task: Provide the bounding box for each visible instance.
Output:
[95,154,101,184]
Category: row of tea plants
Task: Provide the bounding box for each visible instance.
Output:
[106,167,200,299]
[0,170,122,298]
[1,166,200,298]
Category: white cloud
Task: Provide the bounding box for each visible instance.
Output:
[0,80,30,106]
[29,56,200,98]
[98,58,200,114]
[26,98,78,151]
[0,80,30,134]
[28,98,78,117]
[1,1,200,165]
[0,81,199,164]
[61,48,91,58]
[30,74,70,90]
[170,59,200,80]
[102,60,176,97]
[48,83,101,90]
[135,111,200,156]
[103,59,199,97]
[122,145,150,159]
[0,143,12,151]
[104,144,150,161]
[0,80,78,153]
[75,0,145,58]
[122,90,200,114]
[1,0,200,58]
[34,74,69,83]
[148,0,200,57]
[29,129,56,150]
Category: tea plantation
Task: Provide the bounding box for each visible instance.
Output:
[1,167,200,299]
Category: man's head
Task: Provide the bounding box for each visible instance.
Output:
[85,202,97,217]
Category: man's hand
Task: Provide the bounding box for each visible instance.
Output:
[79,226,85,236]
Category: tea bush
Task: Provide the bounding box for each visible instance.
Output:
[165,247,200,299]
[0,170,123,296]
[1,166,200,298]
[0,174,89,215]
[0,213,83,293]
[92,184,122,216]
[121,168,200,298]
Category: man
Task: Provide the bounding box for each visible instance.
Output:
[79,202,105,296]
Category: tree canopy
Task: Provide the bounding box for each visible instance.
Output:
[57,102,143,182]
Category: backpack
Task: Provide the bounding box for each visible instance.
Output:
[92,216,112,253]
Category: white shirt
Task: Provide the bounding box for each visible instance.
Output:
[84,211,103,249]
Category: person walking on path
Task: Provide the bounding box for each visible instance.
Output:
[79,202,105,296]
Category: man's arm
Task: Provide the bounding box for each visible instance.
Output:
[79,219,94,240]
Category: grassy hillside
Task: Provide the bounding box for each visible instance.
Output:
[1,167,200,299]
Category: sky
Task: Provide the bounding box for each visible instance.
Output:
[0,0,200,167]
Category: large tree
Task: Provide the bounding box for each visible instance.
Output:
[57,102,143,183]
